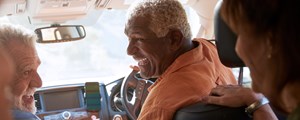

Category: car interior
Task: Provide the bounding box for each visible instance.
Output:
[0,0,287,120]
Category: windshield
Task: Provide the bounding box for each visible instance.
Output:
[36,8,200,87]
[0,7,251,87]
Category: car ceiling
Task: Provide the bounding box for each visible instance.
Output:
[0,0,219,39]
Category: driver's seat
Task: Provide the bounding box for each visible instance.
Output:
[173,1,250,120]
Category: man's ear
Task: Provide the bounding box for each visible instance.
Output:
[168,29,184,50]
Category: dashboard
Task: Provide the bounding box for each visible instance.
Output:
[35,85,85,113]
[34,79,127,120]
[34,84,95,120]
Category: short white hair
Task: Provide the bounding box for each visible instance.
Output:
[0,23,37,49]
[127,0,192,40]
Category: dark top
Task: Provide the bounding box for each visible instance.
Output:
[288,105,300,120]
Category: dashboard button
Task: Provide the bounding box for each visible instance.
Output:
[113,114,123,120]
[62,111,71,120]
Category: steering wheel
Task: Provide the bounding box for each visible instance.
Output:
[120,70,153,120]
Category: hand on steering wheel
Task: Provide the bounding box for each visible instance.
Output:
[120,70,153,120]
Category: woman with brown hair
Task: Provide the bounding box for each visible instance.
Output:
[204,0,300,120]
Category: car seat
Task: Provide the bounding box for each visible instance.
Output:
[173,1,250,120]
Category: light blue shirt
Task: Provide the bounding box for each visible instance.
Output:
[12,109,40,120]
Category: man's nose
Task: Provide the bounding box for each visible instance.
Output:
[127,41,138,55]
[29,72,42,88]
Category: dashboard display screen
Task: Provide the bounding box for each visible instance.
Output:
[43,90,81,111]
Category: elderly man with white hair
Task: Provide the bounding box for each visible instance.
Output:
[0,23,42,120]
[124,0,237,119]
[0,48,14,120]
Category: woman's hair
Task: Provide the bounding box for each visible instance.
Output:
[221,0,300,84]
[221,0,300,112]
[127,0,192,40]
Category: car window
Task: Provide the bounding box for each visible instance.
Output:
[232,67,251,87]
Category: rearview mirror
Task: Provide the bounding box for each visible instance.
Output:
[35,24,86,43]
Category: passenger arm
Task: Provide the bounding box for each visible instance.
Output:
[202,85,278,120]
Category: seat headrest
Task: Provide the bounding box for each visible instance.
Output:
[214,1,245,68]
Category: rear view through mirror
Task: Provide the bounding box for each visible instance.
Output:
[35,24,86,43]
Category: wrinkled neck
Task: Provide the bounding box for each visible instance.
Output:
[176,39,195,56]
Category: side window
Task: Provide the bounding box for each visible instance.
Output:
[232,67,251,87]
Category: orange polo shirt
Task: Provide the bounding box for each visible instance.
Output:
[137,38,237,120]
